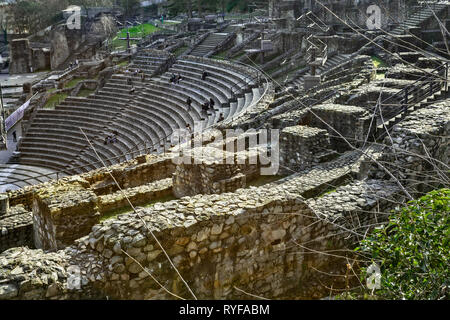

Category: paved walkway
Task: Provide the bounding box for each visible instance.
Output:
[0,72,48,87]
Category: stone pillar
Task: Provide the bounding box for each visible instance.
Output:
[32,182,99,250]
[9,39,32,74]
[0,193,9,216]
[303,75,321,90]
[279,125,331,175]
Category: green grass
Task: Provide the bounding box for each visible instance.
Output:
[246,175,285,188]
[43,93,68,109]
[117,23,161,39]
[99,194,177,222]
[266,64,281,75]
[110,23,162,50]
[211,51,228,60]
[231,51,246,61]
[173,46,188,57]
[100,206,134,223]
[317,187,338,198]
[117,60,130,67]
[65,77,86,89]
[77,89,95,97]
[372,56,387,68]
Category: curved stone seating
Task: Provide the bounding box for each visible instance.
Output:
[136,94,197,127]
[171,64,248,97]
[0,165,58,191]
[178,58,257,86]
[140,88,202,122]
[17,55,264,174]
[160,73,228,107]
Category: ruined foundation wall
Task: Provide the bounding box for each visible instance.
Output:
[0,206,33,253]
[368,102,450,194]
[279,126,331,175]
[305,104,374,151]
[0,178,400,300]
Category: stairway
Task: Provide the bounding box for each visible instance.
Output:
[391,2,448,36]
[290,53,350,90]
[376,66,448,140]
[190,26,236,57]
[0,164,58,191]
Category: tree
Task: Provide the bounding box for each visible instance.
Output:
[0,5,10,43]
[6,0,116,34]
[117,0,141,19]
[358,189,449,300]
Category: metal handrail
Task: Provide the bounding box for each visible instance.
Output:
[378,62,447,108]
[375,61,448,138]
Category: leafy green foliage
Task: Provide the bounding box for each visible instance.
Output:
[358,189,449,299]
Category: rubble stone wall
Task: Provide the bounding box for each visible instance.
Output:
[172,148,261,198]
[279,126,331,175]
[32,178,99,251]
[0,206,33,253]
[9,39,32,74]
[368,102,450,195]
[305,104,375,151]
[0,177,400,300]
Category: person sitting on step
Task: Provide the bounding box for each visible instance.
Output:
[218,113,225,122]
[170,73,176,83]
[176,74,183,84]
[202,101,209,114]
[186,97,192,111]
[209,98,215,110]
[201,70,208,81]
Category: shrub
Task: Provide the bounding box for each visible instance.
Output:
[358,189,449,300]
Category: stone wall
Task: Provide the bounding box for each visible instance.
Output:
[86,154,175,195]
[0,206,33,253]
[0,175,401,300]
[32,177,99,251]
[279,126,332,175]
[31,48,51,71]
[98,179,173,214]
[302,103,374,152]
[9,39,32,74]
[368,101,450,195]
[50,25,84,70]
[173,147,260,198]
[2,154,176,253]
